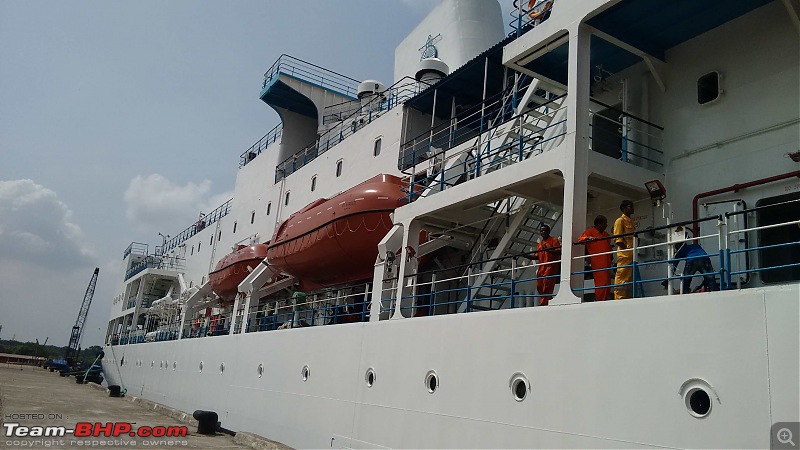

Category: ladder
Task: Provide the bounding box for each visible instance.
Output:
[459,200,562,313]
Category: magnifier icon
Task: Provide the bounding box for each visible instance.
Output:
[778,428,795,446]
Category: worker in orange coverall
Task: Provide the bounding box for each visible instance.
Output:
[578,215,613,301]
[533,224,561,306]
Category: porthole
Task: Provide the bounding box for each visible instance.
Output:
[285,191,290,206]
[365,368,376,388]
[159,361,163,369]
[335,160,343,177]
[687,388,711,417]
[199,361,204,372]
[425,370,438,393]
[151,361,154,368]
[119,357,124,367]
[679,378,717,418]
[173,361,177,370]
[311,176,317,192]
[302,365,310,382]
[257,364,264,378]
[220,362,225,374]
[509,373,530,402]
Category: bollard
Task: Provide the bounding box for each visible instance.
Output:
[108,385,122,397]
[192,410,218,435]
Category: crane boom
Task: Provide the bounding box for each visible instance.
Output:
[65,267,99,363]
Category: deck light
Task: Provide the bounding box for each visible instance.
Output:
[645,179,667,206]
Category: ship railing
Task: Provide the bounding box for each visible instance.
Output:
[387,246,561,318]
[182,311,232,339]
[568,215,726,299]
[160,199,233,254]
[398,85,518,170]
[262,54,361,100]
[589,98,664,170]
[274,77,421,183]
[400,93,568,201]
[509,0,555,38]
[124,255,186,281]
[239,123,284,168]
[244,283,372,332]
[569,200,800,298]
[123,242,148,260]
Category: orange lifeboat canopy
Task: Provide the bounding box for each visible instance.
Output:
[267,174,408,291]
[209,243,269,305]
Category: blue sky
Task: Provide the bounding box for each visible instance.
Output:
[0,0,513,347]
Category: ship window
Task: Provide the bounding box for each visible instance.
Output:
[311,176,317,192]
[697,71,721,105]
[201,276,205,285]
[266,202,272,216]
[233,221,237,234]
[285,191,291,206]
[209,235,213,245]
[251,211,256,224]
[218,230,221,240]
[198,241,201,251]
[373,138,382,157]
[191,245,194,255]
[336,160,343,177]
[756,192,800,283]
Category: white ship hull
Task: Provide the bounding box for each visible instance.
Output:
[105,288,798,448]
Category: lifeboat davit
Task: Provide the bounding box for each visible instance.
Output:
[267,174,408,291]
[209,243,269,305]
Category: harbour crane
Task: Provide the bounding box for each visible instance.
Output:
[65,267,99,365]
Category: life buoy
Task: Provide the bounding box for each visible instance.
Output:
[528,0,553,21]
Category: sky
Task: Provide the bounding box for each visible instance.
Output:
[0,0,515,348]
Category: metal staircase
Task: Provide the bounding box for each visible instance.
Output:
[417,76,567,199]
[459,199,562,312]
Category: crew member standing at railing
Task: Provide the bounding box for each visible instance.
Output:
[613,200,636,299]
[533,224,561,306]
[578,215,613,301]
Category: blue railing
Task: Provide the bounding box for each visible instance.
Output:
[378,201,800,318]
[161,199,233,254]
[123,242,148,260]
[589,98,664,170]
[262,54,361,99]
[510,0,555,38]
[274,77,421,183]
[124,255,186,281]
[239,123,283,168]
[243,284,371,333]
[401,92,568,201]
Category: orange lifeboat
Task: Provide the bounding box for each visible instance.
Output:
[267,174,408,291]
[209,243,269,305]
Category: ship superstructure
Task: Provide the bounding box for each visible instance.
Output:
[104,1,799,448]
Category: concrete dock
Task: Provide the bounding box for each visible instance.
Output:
[0,365,288,449]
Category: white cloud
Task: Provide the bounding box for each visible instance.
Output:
[0,179,95,267]
[124,174,232,236]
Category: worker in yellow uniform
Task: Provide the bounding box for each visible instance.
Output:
[613,200,636,299]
